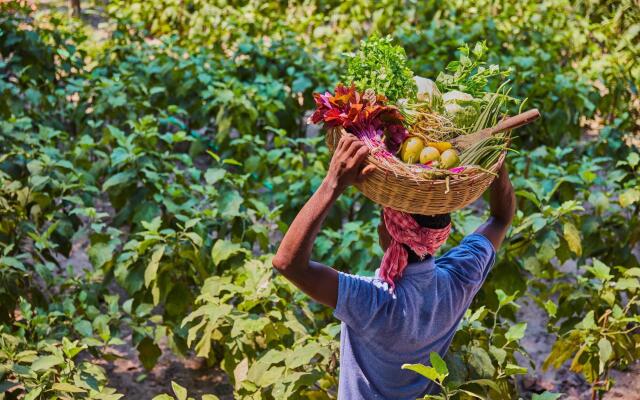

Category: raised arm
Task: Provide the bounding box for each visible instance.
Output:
[272,135,375,308]
[475,163,516,251]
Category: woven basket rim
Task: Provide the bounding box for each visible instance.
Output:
[328,127,506,183]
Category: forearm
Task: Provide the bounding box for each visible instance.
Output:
[488,170,516,225]
[272,177,341,275]
[475,165,516,250]
[272,134,373,308]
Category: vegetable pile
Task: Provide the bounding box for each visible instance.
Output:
[310,36,517,177]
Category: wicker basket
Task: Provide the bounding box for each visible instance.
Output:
[325,127,506,215]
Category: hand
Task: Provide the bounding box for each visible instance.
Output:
[475,162,516,251]
[491,163,512,192]
[325,134,376,193]
[489,162,516,224]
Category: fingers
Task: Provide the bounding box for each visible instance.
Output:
[353,144,368,160]
[336,132,371,169]
[356,164,376,183]
[337,134,357,153]
[344,137,362,158]
[362,164,376,175]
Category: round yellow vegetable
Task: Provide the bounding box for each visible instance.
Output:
[439,149,460,169]
[400,137,424,164]
[427,141,452,153]
[419,146,440,164]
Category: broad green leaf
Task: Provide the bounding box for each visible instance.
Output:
[88,242,114,269]
[145,245,165,287]
[211,239,246,266]
[588,191,609,214]
[624,267,640,277]
[489,345,506,365]
[504,363,527,375]
[24,387,42,400]
[627,152,639,168]
[31,355,64,371]
[467,306,486,323]
[495,289,519,308]
[74,319,93,337]
[171,381,187,400]
[616,277,640,291]
[544,300,557,318]
[292,75,312,93]
[429,352,448,377]
[532,392,563,400]
[0,256,26,271]
[587,259,611,281]
[247,349,286,384]
[218,190,243,216]
[52,382,86,393]
[598,291,614,308]
[202,395,220,400]
[102,170,136,191]
[467,347,495,377]
[255,366,285,387]
[619,188,640,208]
[185,232,203,247]
[205,168,226,185]
[234,358,249,388]
[598,338,613,374]
[505,322,527,342]
[231,316,269,338]
[152,395,174,400]
[562,222,582,256]
[401,363,441,383]
[544,336,579,370]
[137,337,161,370]
[285,343,323,370]
[576,310,596,330]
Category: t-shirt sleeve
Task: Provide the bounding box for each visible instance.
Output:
[333,271,397,334]
[436,233,496,288]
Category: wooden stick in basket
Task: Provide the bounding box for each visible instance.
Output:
[451,108,541,150]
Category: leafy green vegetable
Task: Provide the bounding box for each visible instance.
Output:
[437,42,511,97]
[344,35,417,102]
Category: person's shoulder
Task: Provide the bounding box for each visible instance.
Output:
[460,232,497,255]
[434,232,497,286]
[436,233,495,263]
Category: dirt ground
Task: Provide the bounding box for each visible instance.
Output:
[94,338,233,399]
[517,298,640,400]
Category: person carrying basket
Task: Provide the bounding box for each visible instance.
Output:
[272,133,516,399]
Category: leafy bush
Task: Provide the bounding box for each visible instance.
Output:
[0,1,638,399]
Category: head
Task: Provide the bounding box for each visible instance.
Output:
[378,212,451,260]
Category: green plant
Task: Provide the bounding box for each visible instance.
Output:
[152,381,220,400]
[344,35,416,101]
[544,259,640,398]
[182,257,338,399]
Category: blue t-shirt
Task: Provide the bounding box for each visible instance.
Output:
[333,233,496,400]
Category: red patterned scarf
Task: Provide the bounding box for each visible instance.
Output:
[380,207,451,288]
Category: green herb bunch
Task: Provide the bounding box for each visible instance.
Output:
[344,35,417,102]
[437,42,511,97]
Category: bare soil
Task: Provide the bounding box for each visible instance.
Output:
[94,338,233,400]
[517,297,640,400]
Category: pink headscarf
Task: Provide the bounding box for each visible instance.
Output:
[380,207,451,288]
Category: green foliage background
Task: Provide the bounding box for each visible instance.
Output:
[0,0,638,399]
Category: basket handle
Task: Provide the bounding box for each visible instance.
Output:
[452,108,540,149]
[491,108,541,134]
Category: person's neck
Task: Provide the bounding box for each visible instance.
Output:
[406,246,430,263]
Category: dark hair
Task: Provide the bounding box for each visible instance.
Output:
[405,213,451,263]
